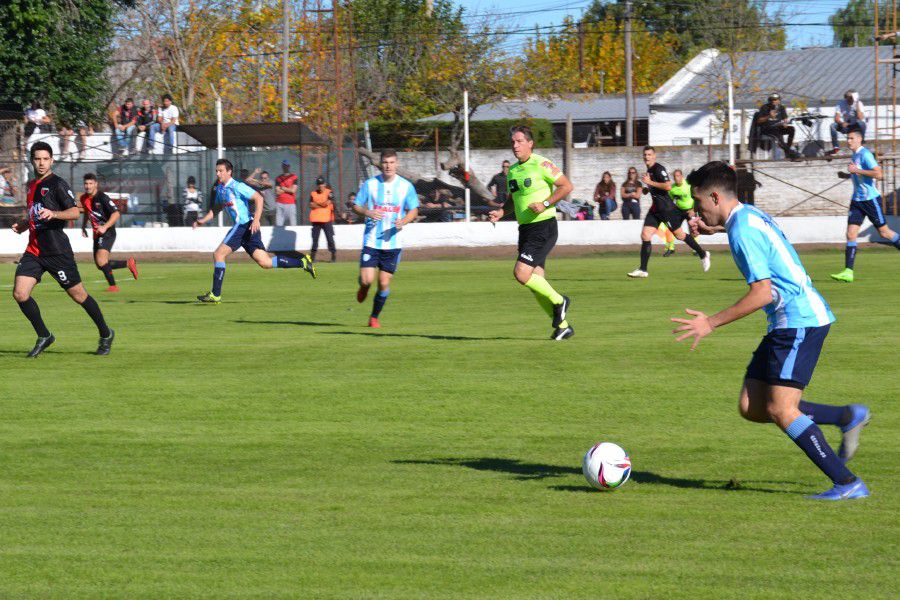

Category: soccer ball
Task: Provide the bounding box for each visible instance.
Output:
[582,442,632,491]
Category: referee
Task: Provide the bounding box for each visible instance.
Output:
[489,125,574,340]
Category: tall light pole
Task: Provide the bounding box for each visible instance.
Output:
[624,0,633,147]
[281,0,290,122]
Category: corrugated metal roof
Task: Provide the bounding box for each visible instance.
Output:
[427,94,650,123]
[653,46,896,109]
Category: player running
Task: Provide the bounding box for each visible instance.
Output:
[11,141,115,356]
[830,130,900,283]
[193,158,316,303]
[627,147,710,278]
[352,149,419,328]
[80,173,138,292]
[672,161,870,501]
[489,125,574,340]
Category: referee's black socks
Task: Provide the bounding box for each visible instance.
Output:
[17,297,51,338]
[80,295,111,338]
[640,241,652,271]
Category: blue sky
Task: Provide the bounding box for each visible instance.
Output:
[458,0,854,51]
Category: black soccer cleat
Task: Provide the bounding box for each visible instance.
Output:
[552,295,570,328]
[96,329,115,356]
[551,325,574,341]
[663,248,675,257]
[27,334,55,358]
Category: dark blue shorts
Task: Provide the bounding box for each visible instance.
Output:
[359,246,402,274]
[221,222,266,254]
[848,198,886,228]
[745,324,830,389]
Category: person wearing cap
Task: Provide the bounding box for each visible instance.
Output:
[309,176,336,262]
[827,89,867,156]
[755,93,799,159]
[274,160,298,226]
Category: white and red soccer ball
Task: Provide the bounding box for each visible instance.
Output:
[582,442,632,491]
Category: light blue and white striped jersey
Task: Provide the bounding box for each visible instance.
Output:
[214,178,257,225]
[726,204,835,332]
[354,174,419,250]
[851,146,880,202]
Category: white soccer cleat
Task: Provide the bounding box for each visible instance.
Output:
[626,269,649,278]
[700,251,711,272]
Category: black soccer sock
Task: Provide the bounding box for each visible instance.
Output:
[99,264,116,286]
[17,297,51,337]
[639,241,652,271]
[683,234,705,256]
[109,260,127,270]
[798,400,849,426]
[80,295,111,338]
[785,415,855,485]
[845,242,857,269]
[371,289,389,318]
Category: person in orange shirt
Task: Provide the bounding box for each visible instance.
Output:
[309,176,336,262]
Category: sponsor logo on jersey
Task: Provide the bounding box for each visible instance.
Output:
[541,160,561,176]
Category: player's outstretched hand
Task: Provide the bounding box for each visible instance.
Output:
[488,209,503,223]
[671,308,713,351]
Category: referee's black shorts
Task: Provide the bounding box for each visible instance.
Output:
[643,210,687,232]
[517,218,558,268]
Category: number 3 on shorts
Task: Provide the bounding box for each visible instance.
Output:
[57,270,68,282]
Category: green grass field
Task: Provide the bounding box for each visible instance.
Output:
[0,248,897,598]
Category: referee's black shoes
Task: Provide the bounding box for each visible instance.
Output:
[27,334,55,358]
[96,329,115,356]
[551,325,574,341]
[552,295,570,328]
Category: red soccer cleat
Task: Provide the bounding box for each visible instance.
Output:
[357,285,369,303]
[105,285,120,292]
[127,257,139,280]
[368,316,380,328]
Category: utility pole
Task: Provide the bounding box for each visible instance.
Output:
[578,21,585,87]
[281,0,290,122]
[624,0,634,147]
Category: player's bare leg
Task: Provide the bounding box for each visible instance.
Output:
[358,266,375,303]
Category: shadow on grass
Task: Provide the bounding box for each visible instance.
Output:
[395,457,800,494]
[322,331,527,342]
[125,300,217,305]
[235,319,343,327]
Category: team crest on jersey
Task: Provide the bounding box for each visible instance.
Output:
[541,160,561,176]
[40,187,49,197]
[524,178,532,188]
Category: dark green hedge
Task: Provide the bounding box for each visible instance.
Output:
[365,118,555,150]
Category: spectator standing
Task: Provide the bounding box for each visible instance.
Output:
[24,101,51,136]
[150,94,179,154]
[620,167,641,220]
[828,89,867,155]
[183,176,202,226]
[593,171,617,220]
[309,176,337,262]
[136,100,156,154]
[274,160,298,225]
[488,160,511,208]
[114,98,138,156]
[245,168,276,225]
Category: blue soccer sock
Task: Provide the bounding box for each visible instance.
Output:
[371,289,389,318]
[784,415,856,485]
[845,241,857,269]
[212,261,226,296]
[798,400,849,426]
[272,254,303,268]
[891,232,900,249]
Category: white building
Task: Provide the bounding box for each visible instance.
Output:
[650,46,900,151]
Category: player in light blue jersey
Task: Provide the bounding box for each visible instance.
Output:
[352,149,419,327]
[192,158,316,303]
[671,162,870,501]
[831,130,900,283]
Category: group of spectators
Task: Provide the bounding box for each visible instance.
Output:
[592,166,660,221]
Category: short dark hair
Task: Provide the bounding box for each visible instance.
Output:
[30,141,53,160]
[502,160,510,166]
[848,129,863,138]
[672,169,683,176]
[83,173,97,182]
[260,170,269,176]
[215,158,234,172]
[643,145,655,153]
[162,94,173,102]
[510,125,533,141]
[125,97,134,104]
[686,161,737,196]
[380,148,398,160]
[187,175,196,185]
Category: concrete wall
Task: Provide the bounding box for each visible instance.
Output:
[397,145,892,217]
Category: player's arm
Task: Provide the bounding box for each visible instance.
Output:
[249,190,264,233]
[395,207,419,230]
[81,205,90,236]
[37,205,80,221]
[642,173,672,192]
[528,174,573,213]
[11,209,29,234]
[671,279,772,350]
[193,206,220,228]
[848,161,882,179]
[103,208,121,231]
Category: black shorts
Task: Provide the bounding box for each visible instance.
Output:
[93,229,116,253]
[643,210,686,231]
[848,198,887,228]
[15,252,82,290]
[517,218,558,268]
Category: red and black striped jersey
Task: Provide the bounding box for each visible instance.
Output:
[80,191,119,235]
[26,173,77,257]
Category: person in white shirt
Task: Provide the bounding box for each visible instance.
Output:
[828,89,866,155]
[24,101,51,136]
[149,94,179,154]
[0,166,16,204]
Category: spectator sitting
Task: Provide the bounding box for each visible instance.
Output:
[594,171,617,220]
[183,176,202,226]
[337,192,357,224]
[114,98,138,156]
[57,121,90,161]
[422,188,455,222]
[24,101,51,136]
[0,166,16,205]
[136,99,156,154]
[754,93,799,159]
[245,168,277,225]
[827,89,866,156]
[620,167,641,220]
[149,94,179,154]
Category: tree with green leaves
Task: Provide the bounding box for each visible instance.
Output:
[0,0,128,126]
[829,0,888,47]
